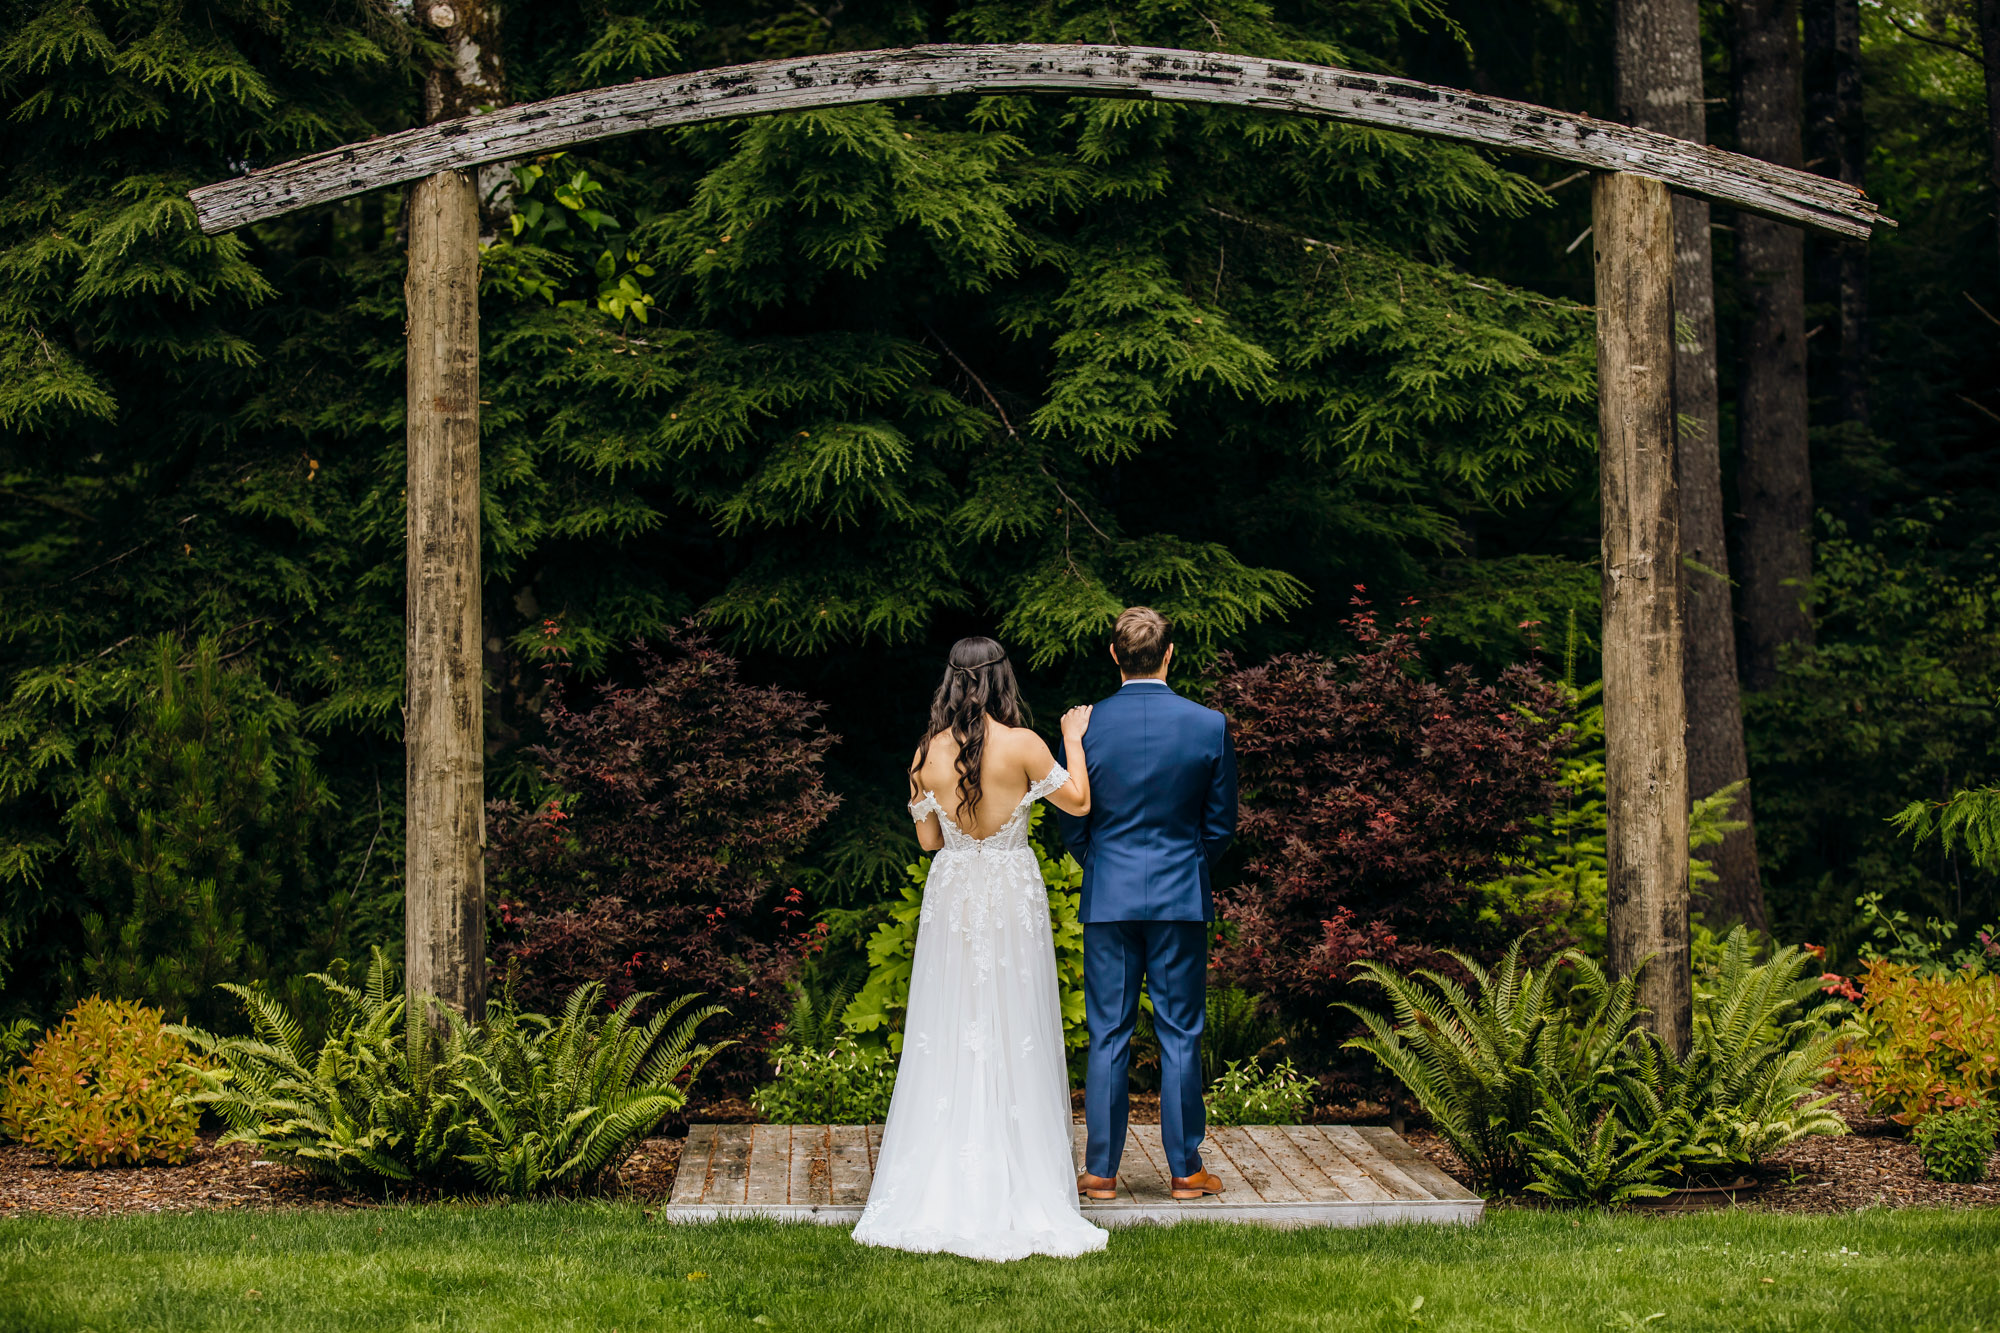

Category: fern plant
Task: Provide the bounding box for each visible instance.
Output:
[1520,1089,1677,1206]
[178,948,481,1187]
[1346,929,1848,1203]
[178,948,727,1196]
[782,975,857,1055]
[1342,942,1640,1193]
[1203,986,1285,1085]
[456,984,727,1197]
[1624,927,1846,1175]
[1892,785,2000,874]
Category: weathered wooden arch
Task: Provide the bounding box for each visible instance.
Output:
[189,44,1883,237]
[188,44,1887,1049]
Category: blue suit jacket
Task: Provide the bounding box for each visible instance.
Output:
[1057,680,1237,923]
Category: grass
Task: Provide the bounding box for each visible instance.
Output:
[2,1204,1997,1332]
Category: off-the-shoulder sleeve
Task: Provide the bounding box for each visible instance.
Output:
[908,790,942,822]
[1026,763,1069,805]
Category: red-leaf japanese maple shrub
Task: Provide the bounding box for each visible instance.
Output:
[485,630,839,1078]
[1209,609,1569,1043]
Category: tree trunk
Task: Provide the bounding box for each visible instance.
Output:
[1594,171,1694,1056]
[404,168,485,1020]
[1615,0,1766,932]
[1678,190,1767,931]
[1734,0,1815,691]
[1980,0,2000,279]
[403,0,502,1019]
[422,1,506,121]
[1805,0,1870,429]
[422,1,512,228]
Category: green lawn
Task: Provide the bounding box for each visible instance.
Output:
[3,1204,1996,1332]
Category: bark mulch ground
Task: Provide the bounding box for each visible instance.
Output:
[5,1089,1995,1219]
[0,1136,365,1219]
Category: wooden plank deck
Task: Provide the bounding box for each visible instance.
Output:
[660,1124,1482,1229]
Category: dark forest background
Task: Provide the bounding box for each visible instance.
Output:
[2,0,1995,1028]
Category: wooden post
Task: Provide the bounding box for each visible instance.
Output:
[404,168,485,1020]
[1592,171,1691,1055]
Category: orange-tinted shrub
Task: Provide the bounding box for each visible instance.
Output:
[1826,960,2000,1123]
[0,997,202,1166]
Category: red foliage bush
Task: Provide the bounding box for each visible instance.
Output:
[486,629,839,1072]
[1208,604,1568,1023]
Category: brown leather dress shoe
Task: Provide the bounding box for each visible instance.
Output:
[1077,1172,1118,1201]
[1170,1170,1224,1200]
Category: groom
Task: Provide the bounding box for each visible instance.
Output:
[1058,607,1237,1202]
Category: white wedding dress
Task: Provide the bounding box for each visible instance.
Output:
[851,763,1108,1261]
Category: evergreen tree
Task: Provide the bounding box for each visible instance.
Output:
[4,0,1605,1014]
[72,637,332,1028]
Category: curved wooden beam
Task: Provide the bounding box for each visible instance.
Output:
[189,43,1887,239]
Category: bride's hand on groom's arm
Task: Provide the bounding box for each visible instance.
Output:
[1048,708,1092,816]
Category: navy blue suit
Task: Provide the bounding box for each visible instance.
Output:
[1058,679,1236,1179]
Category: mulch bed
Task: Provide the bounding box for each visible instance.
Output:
[4,1088,1995,1219]
[0,1136,367,1218]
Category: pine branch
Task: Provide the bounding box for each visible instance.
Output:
[922,321,1115,546]
[1880,13,1982,62]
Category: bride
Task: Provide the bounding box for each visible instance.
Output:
[851,636,1108,1260]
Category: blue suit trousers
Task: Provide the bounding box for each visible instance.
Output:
[1083,919,1207,1180]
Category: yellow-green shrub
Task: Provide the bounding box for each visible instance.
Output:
[1827,961,2000,1123]
[0,997,202,1166]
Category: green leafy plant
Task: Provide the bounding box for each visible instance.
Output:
[481,155,657,322]
[1891,785,2000,875]
[68,637,332,1030]
[1205,1056,1315,1127]
[180,950,474,1187]
[844,809,1084,1051]
[1474,674,1751,958]
[1203,986,1284,1084]
[1,997,202,1166]
[1847,891,1998,978]
[1519,1090,1677,1207]
[751,1038,897,1124]
[1346,929,1846,1201]
[1827,959,2000,1122]
[1912,1101,1997,1184]
[454,984,727,1197]
[180,948,727,1195]
[0,1017,35,1073]
[1342,942,1639,1193]
[1620,928,1847,1177]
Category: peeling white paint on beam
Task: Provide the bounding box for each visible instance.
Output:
[188,44,1888,239]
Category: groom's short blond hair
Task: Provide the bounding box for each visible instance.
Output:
[1111,606,1172,675]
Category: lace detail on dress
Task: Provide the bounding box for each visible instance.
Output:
[853,758,1103,1263]
[911,764,1072,983]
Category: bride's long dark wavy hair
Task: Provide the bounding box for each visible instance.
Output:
[913,636,1028,825]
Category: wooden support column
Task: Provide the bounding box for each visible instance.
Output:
[404,168,485,1020]
[1592,171,1691,1056]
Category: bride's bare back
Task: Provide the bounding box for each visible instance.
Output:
[910,713,1093,847]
